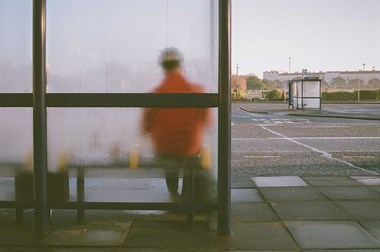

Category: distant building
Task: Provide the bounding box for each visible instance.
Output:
[263,70,380,89]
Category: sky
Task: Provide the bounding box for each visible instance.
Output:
[0,0,217,92]
[1,0,380,82]
[232,0,380,78]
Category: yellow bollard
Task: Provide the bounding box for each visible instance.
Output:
[129,145,139,169]
[23,151,33,170]
[201,144,212,170]
[57,151,69,172]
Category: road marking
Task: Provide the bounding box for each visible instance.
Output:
[290,126,349,128]
[268,137,380,140]
[342,155,378,158]
[260,126,379,175]
[232,138,275,140]
[233,137,380,141]
[243,155,280,158]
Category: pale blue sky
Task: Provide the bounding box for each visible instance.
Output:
[232,0,380,78]
[1,0,379,82]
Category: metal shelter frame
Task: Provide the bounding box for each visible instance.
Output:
[288,77,322,110]
[0,0,231,235]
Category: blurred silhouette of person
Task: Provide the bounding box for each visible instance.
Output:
[141,47,212,202]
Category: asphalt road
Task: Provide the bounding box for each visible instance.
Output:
[232,102,380,176]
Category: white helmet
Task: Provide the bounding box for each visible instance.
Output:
[158,47,184,66]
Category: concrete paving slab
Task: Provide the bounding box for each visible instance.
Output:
[316,186,380,200]
[231,175,256,188]
[0,210,40,246]
[286,221,380,249]
[373,186,380,193]
[84,178,170,202]
[303,250,380,252]
[335,201,380,220]
[259,187,327,202]
[231,188,264,203]
[218,222,299,250]
[251,176,308,187]
[1,248,222,252]
[40,219,132,246]
[231,203,279,222]
[271,201,349,221]
[359,220,380,242]
[351,176,380,185]
[302,176,361,186]
[124,221,214,250]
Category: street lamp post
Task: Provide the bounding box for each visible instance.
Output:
[236,63,239,94]
[286,57,291,102]
[357,78,360,103]
[363,63,366,88]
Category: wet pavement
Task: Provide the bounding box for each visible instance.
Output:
[0,175,380,251]
[1,103,380,251]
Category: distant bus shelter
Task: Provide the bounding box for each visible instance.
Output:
[288,77,322,110]
[0,0,231,235]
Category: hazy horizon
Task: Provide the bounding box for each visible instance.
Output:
[232,0,380,78]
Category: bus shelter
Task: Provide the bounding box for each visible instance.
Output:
[288,77,322,110]
[0,0,231,235]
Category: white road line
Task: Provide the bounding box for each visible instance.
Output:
[233,137,380,140]
[260,126,379,175]
[268,137,380,140]
[290,126,349,128]
[232,138,275,140]
[243,155,280,158]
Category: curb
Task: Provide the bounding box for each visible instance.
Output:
[288,113,380,121]
[240,107,380,121]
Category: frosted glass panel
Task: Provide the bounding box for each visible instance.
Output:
[303,81,320,97]
[302,98,320,109]
[0,109,33,165]
[46,0,218,93]
[0,1,32,93]
[0,108,33,201]
[47,108,217,168]
[47,108,217,202]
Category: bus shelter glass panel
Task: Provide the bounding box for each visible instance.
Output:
[46,0,218,93]
[290,82,298,107]
[0,108,33,202]
[290,80,321,109]
[302,80,321,109]
[47,108,218,203]
[0,1,32,93]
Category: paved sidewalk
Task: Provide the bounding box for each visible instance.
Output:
[1,175,380,251]
[1,104,380,251]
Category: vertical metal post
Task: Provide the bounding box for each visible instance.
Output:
[77,167,85,224]
[218,0,231,235]
[319,80,322,110]
[301,81,304,109]
[33,0,49,234]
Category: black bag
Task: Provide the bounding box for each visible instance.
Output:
[15,170,69,202]
[194,169,217,203]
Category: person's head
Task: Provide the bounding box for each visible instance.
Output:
[158,47,184,73]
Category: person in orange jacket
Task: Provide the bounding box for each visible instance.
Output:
[141,47,212,202]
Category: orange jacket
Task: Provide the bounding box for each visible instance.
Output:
[142,73,211,157]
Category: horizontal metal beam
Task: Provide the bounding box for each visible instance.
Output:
[46,93,219,107]
[48,202,218,211]
[0,94,33,107]
[0,93,219,108]
[0,201,34,208]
